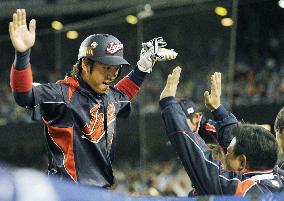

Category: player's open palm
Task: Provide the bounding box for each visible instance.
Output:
[204,72,222,111]
[160,66,182,100]
[9,9,36,52]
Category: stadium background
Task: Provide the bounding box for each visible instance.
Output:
[0,0,284,197]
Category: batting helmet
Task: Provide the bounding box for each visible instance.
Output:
[78,34,130,66]
[178,99,198,118]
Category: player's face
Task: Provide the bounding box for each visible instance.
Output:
[82,61,120,94]
[224,137,246,171]
[187,112,202,131]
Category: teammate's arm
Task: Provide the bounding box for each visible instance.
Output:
[9,9,36,107]
[159,68,239,195]
[204,73,238,151]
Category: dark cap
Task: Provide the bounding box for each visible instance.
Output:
[178,99,198,118]
[78,34,130,66]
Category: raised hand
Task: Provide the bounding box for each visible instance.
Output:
[142,37,178,62]
[137,37,178,73]
[153,48,178,61]
[142,37,167,53]
[9,9,36,52]
[160,66,182,100]
[204,72,222,111]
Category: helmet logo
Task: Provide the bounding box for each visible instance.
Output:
[106,42,123,54]
[85,47,94,57]
[187,107,195,115]
[90,42,98,48]
[85,42,98,57]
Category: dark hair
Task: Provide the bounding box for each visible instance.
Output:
[232,123,278,170]
[68,59,95,78]
[274,107,284,135]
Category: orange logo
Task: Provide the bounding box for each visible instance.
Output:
[107,103,116,124]
[82,103,116,143]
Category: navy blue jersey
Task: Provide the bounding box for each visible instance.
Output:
[24,72,143,187]
[10,48,147,187]
[159,97,283,196]
[200,105,239,152]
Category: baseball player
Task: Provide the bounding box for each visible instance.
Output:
[274,108,284,156]
[9,9,177,187]
[272,107,284,183]
[178,98,238,196]
[159,67,283,196]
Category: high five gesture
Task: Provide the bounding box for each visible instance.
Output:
[9,9,36,52]
[204,72,222,112]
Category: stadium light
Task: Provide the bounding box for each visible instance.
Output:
[137,4,153,19]
[214,6,228,16]
[221,18,234,27]
[126,4,153,25]
[126,15,138,25]
[66,30,79,39]
[51,20,63,30]
[279,0,284,8]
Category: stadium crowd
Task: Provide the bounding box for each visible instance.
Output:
[113,161,191,196]
[0,60,284,122]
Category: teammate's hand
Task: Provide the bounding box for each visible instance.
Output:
[204,72,222,112]
[9,9,36,52]
[137,37,178,73]
[160,66,181,100]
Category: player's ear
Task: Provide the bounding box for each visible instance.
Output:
[237,154,247,172]
[81,58,91,74]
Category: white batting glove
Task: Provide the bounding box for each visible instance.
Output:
[153,48,178,61]
[142,37,167,53]
[137,37,178,73]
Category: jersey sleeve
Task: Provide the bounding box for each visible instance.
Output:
[109,86,131,118]
[10,50,34,107]
[159,96,241,195]
[31,83,67,121]
[198,117,218,144]
[115,67,146,101]
[212,105,238,152]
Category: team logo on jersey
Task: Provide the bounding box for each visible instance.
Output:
[82,103,116,143]
[106,42,123,54]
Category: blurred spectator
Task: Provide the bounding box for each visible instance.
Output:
[113,161,191,196]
